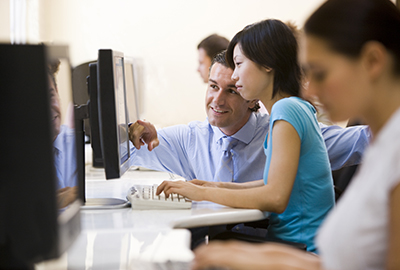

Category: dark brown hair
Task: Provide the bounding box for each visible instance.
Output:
[304,0,400,75]
[198,34,230,60]
[226,19,302,99]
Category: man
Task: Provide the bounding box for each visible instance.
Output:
[197,34,230,83]
[129,51,370,183]
[48,60,78,208]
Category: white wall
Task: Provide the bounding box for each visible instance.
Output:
[32,0,326,127]
[0,0,10,42]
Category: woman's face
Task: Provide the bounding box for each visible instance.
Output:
[231,44,274,101]
[304,35,371,122]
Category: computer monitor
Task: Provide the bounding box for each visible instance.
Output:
[71,61,95,144]
[86,57,139,170]
[97,49,131,180]
[75,49,131,209]
[0,44,81,268]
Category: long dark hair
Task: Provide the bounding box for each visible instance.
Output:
[304,0,400,75]
[226,19,302,99]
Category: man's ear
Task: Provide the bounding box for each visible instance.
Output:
[360,41,387,81]
[248,99,259,110]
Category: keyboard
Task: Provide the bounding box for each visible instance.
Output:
[127,184,192,210]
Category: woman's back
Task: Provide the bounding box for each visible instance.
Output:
[264,97,335,252]
[317,107,400,269]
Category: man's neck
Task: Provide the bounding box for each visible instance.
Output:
[218,112,253,136]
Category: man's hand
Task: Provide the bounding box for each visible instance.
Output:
[128,120,159,151]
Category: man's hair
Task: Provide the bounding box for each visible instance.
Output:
[210,49,230,69]
[210,50,260,112]
[198,34,230,60]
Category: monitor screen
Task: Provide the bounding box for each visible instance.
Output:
[88,62,104,168]
[124,57,140,124]
[114,55,130,166]
[97,49,131,179]
[0,44,81,268]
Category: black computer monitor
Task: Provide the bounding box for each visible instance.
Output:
[0,44,81,268]
[75,49,132,209]
[71,60,95,144]
[87,56,139,170]
[97,49,131,180]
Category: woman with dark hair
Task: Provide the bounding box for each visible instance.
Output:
[191,0,400,269]
[157,19,335,252]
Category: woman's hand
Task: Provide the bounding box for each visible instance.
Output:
[189,179,221,188]
[156,180,207,201]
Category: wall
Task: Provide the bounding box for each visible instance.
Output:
[28,0,326,127]
[0,0,10,42]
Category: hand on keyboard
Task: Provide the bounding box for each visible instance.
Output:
[127,184,192,210]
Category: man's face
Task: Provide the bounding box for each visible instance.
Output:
[197,48,212,83]
[205,63,256,136]
[48,75,61,141]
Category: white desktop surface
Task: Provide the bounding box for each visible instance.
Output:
[36,165,267,269]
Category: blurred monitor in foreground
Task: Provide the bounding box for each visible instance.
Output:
[0,44,81,269]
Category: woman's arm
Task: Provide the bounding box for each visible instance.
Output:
[157,120,300,213]
[387,182,400,270]
[189,179,264,189]
[192,241,321,270]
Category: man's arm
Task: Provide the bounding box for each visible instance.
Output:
[320,124,371,171]
[128,120,195,179]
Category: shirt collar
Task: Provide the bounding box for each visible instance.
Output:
[53,125,67,153]
[211,112,257,145]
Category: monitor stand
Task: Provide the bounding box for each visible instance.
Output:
[74,103,129,210]
[84,198,130,209]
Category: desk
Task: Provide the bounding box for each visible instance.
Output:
[36,168,268,269]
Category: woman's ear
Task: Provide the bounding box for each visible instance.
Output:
[361,41,388,81]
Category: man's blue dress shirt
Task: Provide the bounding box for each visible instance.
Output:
[53,125,78,189]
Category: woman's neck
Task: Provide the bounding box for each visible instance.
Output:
[261,92,292,114]
[363,80,400,137]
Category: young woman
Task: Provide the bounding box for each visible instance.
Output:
[192,0,400,269]
[157,19,335,252]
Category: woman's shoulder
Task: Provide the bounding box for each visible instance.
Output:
[273,97,314,114]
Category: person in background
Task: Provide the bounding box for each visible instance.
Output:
[197,34,230,83]
[192,0,400,269]
[48,60,78,208]
[157,19,335,252]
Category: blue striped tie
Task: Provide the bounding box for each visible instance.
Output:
[215,136,238,182]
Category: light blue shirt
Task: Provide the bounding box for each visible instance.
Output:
[130,112,370,182]
[263,97,335,252]
[53,125,78,189]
